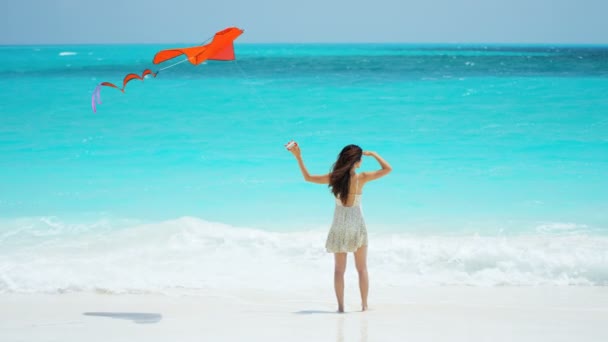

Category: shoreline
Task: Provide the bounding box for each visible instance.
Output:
[2,286,607,341]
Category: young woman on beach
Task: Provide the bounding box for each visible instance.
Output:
[287,142,392,312]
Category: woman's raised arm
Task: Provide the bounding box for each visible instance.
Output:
[361,151,392,182]
[288,143,330,184]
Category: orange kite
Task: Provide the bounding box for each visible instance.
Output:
[92,27,244,112]
[153,27,243,65]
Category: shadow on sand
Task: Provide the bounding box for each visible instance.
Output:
[83,312,162,324]
[293,310,342,315]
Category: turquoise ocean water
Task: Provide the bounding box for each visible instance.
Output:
[1,44,607,292]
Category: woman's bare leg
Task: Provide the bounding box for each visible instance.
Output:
[354,245,368,311]
[334,253,347,312]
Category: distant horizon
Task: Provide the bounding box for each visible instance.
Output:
[2,41,608,47]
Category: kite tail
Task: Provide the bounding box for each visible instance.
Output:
[119,69,158,92]
[91,84,102,113]
[92,69,158,112]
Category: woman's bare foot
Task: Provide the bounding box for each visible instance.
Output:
[338,305,345,313]
[362,304,368,312]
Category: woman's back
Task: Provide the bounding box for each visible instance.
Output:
[336,174,363,207]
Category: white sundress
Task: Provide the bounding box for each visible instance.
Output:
[325,177,368,253]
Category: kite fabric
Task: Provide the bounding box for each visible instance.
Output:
[153,27,243,65]
[91,27,244,112]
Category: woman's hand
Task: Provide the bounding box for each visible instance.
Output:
[288,142,301,158]
[362,151,374,156]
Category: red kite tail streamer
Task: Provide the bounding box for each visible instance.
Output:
[120,69,158,92]
[91,70,158,111]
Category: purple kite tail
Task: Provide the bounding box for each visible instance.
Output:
[91,84,102,113]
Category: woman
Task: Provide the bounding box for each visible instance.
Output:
[287,142,392,312]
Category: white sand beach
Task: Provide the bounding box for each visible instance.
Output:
[1,286,607,342]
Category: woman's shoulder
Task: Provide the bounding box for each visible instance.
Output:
[357,172,368,182]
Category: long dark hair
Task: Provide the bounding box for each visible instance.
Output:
[329,144,362,205]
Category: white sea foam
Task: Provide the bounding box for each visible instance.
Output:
[58,52,77,56]
[0,216,607,294]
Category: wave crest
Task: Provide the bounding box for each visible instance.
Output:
[1,216,607,293]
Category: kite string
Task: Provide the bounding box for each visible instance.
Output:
[233,59,275,116]
[233,59,295,142]
[157,57,190,72]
